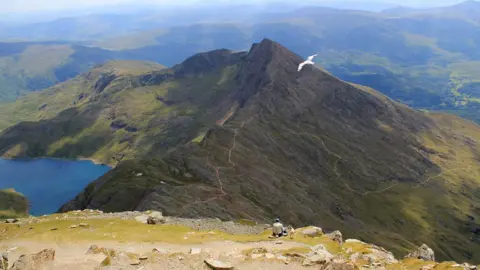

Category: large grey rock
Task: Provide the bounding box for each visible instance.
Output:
[5,219,18,224]
[326,230,343,245]
[136,211,165,225]
[134,215,149,224]
[404,244,435,261]
[99,252,139,268]
[367,245,398,264]
[302,227,323,237]
[10,249,55,270]
[204,259,234,269]
[303,245,333,266]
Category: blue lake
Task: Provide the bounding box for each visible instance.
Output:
[0,158,110,216]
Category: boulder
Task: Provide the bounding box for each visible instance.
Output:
[302,227,323,237]
[265,253,275,259]
[326,230,343,245]
[404,244,435,261]
[251,247,268,254]
[10,249,55,270]
[303,245,333,266]
[303,254,331,266]
[134,215,149,224]
[277,255,291,264]
[251,254,264,259]
[100,252,139,267]
[452,263,477,270]
[367,245,398,264]
[0,252,7,270]
[86,245,117,256]
[322,261,359,270]
[136,211,165,225]
[345,239,365,244]
[204,259,234,269]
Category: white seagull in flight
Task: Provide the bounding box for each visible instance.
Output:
[298,54,318,72]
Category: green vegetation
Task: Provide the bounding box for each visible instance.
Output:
[0,188,28,219]
[0,54,240,165]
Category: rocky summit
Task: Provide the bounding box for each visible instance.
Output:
[54,39,480,264]
[1,210,479,270]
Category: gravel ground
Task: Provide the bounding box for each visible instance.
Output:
[19,210,271,235]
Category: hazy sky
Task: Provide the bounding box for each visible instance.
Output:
[2,0,468,13]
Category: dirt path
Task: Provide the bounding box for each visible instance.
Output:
[2,239,310,269]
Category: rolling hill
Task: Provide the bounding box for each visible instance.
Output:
[0,42,120,102]
[0,42,179,103]
[2,39,476,263]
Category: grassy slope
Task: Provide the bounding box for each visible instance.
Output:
[0,188,28,219]
[0,60,166,130]
[0,212,474,269]
[0,55,240,165]
[0,42,106,102]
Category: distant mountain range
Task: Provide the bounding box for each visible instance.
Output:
[3,39,476,263]
[2,1,478,123]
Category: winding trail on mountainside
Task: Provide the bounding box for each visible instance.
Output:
[283,126,470,197]
[179,118,254,214]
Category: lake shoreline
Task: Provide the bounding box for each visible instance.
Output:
[0,156,114,168]
[0,157,111,216]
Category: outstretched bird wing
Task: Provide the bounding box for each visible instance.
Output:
[307,54,318,61]
[298,61,307,71]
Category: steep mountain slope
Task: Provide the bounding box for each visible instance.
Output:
[0,52,245,165]
[59,39,480,263]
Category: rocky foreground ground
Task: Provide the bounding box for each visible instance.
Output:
[1,210,479,270]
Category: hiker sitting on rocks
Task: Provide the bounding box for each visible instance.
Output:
[272,218,285,237]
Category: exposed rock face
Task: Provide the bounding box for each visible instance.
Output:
[10,249,55,270]
[405,244,435,261]
[326,230,343,245]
